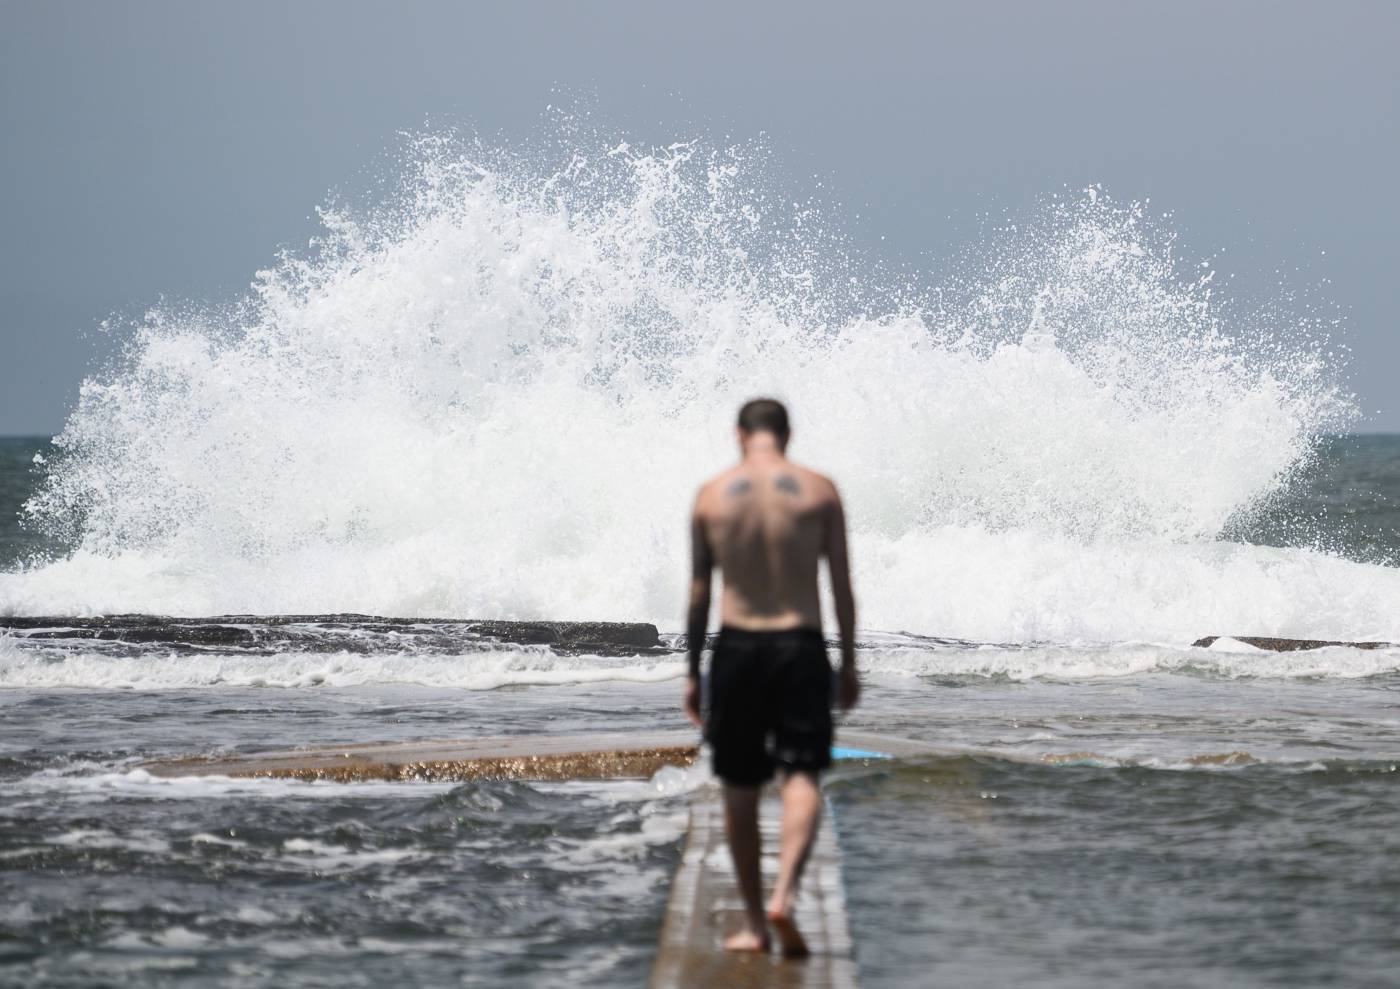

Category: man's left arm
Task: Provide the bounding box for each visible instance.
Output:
[683,495,713,727]
[824,482,859,711]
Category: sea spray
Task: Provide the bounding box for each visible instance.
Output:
[6,129,1392,640]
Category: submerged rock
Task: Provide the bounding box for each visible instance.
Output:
[1193,635,1395,651]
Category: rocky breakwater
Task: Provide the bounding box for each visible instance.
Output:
[0,614,666,656]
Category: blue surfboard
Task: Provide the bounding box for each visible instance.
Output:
[830,746,892,761]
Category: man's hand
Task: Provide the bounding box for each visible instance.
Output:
[683,675,704,728]
[838,664,860,712]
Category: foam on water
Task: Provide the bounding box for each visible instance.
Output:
[2,765,458,803]
[4,128,1392,642]
[5,630,1398,688]
[0,636,686,690]
[855,640,1400,681]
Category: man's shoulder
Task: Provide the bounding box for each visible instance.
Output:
[788,462,840,501]
[693,467,744,508]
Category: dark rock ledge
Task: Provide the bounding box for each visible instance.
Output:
[1193,635,1396,651]
[0,614,664,656]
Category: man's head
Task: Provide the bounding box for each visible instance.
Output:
[737,398,790,453]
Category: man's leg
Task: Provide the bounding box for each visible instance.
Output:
[766,770,821,957]
[722,783,769,951]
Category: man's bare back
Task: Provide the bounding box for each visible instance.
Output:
[694,458,833,632]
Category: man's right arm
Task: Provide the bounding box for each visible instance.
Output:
[825,484,859,710]
[684,493,713,727]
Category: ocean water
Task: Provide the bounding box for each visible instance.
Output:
[4,134,1400,987]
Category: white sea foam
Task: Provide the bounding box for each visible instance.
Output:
[278,837,422,872]
[3,128,1392,644]
[3,635,1396,688]
[44,828,171,854]
[856,641,1400,681]
[9,766,458,801]
[0,642,685,690]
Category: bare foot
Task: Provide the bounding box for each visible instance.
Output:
[768,910,810,959]
[723,928,770,953]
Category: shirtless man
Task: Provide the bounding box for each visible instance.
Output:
[683,397,859,958]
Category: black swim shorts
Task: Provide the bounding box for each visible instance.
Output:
[706,626,833,786]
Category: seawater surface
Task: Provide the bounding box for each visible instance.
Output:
[4,131,1400,987]
[3,635,1400,988]
[1,680,699,988]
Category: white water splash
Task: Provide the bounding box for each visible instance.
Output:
[6,129,1390,642]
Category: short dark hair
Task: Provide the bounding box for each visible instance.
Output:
[737,398,790,440]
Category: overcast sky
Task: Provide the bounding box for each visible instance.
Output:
[2,0,1397,433]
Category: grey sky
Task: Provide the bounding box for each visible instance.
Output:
[2,0,1397,433]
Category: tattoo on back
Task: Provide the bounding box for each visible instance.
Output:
[775,474,801,496]
[726,478,753,497]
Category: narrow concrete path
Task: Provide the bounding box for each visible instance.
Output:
[650,792,858,989]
